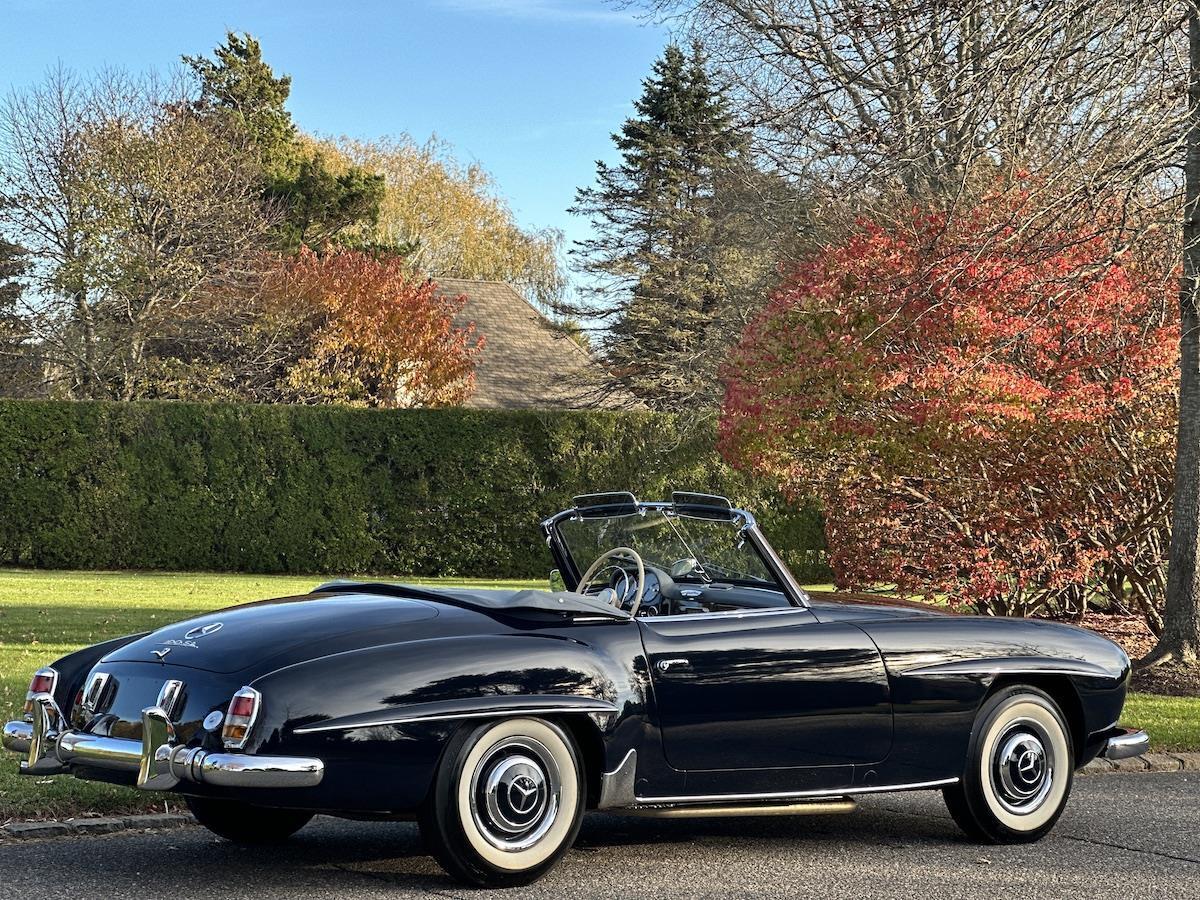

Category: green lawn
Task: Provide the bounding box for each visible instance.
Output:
[0,569,1195,822]
[1121,693,1200,753]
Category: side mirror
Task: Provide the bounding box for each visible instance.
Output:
[549,569,566,592]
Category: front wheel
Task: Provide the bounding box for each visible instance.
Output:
[185,796,314,844]
[943,685,1074,844]
[419,717,585,888]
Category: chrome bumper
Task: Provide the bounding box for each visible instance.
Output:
[1100,726,1150,761]
[3,693,324,790]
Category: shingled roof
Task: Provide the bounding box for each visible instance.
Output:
[436,279,631,410]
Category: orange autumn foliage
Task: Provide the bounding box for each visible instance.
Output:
[264,247,482,407]
[722,202,1178,620]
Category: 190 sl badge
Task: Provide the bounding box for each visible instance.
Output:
[184,622,223,640]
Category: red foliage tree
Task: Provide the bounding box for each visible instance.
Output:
[722,202,1179,621]
[264,247,482,407]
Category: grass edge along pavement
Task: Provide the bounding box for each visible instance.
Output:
[0,568,1197,823]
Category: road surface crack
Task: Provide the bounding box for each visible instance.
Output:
[1059,833,1200,866]
[875,802,1200,866]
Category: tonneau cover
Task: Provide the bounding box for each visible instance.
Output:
[311,580,632,620]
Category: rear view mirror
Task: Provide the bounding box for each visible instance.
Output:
[671,558,701,578]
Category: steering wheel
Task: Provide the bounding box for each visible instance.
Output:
[576,547,646,616]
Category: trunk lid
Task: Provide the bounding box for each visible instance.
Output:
[102,593,440,674]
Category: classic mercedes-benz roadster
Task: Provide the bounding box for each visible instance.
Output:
[5,492,1146,887]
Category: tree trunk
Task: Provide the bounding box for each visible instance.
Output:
[1151,2,1200,667]
[72,287,97,399]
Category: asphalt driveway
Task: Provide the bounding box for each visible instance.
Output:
[0,773,1195,899]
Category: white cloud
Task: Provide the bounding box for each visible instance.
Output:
[436,0,638,25]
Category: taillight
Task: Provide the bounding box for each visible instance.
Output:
[23,668,58,718]
[221,687,261,750]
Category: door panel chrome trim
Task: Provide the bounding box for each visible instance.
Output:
[633,777,959,807]
[642,606,811,624]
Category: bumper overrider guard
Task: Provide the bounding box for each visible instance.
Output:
[2,693,324,790]
[1098,726,1150,761]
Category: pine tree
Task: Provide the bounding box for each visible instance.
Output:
[183,32,297,180]
[571,43,749,410]
[184,32,383,249]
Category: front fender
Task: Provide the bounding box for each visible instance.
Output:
[861,616,1132,778]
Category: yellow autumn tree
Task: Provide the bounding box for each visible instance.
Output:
[327,135,565,310]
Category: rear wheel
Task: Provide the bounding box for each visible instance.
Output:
[419,717,585,888]
[185,796,314,844]
[943,686,1073,844]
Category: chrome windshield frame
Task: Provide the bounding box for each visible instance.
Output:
[540,498,810,609]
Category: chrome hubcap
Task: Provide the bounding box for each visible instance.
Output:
[470,737,561,852]
[992,719,1054,815]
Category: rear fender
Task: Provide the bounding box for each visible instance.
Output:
[242,632,638,812]
[44,633,150,718]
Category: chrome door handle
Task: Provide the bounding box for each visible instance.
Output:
[657,658,690,673]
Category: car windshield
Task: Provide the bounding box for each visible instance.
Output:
[557,509,776,587]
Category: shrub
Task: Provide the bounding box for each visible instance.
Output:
[0,400,826,580]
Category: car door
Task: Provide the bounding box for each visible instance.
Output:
[638,605,892,773]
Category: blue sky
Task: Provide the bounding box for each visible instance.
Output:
[1,0,669,270]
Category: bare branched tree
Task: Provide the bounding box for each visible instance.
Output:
[639,2,1186,214]
[0,67,275,399]
[633,0,1200,663]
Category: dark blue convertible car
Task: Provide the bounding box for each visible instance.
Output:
[4,491,1146,887]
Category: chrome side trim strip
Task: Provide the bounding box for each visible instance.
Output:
[627,798,857,819]
[293,694,620,735]
[899,657,1112,680]
[634,777,959,807]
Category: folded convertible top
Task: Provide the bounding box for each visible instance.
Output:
[310,580,632,620]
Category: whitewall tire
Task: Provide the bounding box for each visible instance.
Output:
[944,686,1074,843]
[420,717,585,887]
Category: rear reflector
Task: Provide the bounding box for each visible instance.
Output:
[23,668,58,718]
[222,687,261,750]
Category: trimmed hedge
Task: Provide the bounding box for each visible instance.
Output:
[0,400,828,580]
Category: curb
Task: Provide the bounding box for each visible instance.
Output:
[2,756,1197,841]
[1081,751,1200,775]
[1,812,193,841]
